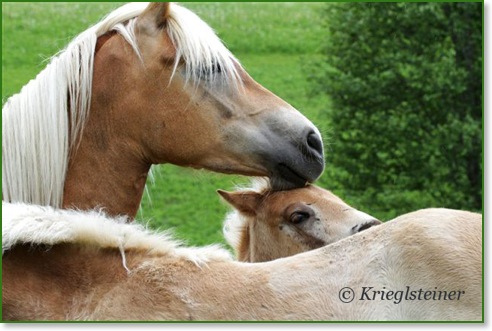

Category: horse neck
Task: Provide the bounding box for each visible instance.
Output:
[62,114,150,218]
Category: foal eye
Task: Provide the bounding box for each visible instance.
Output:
[289,211,310,224]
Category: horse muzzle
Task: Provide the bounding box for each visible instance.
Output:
[269,129,325,190]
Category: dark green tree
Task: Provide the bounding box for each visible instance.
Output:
[314,2,482,219]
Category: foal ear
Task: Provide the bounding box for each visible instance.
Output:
[217,190,262,216]
[140,2,171,28]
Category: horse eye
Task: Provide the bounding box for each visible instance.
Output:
[290,211,310,224]
[210,62,223,74]
[197,62,223,80]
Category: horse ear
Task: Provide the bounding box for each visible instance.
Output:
[217,190,262,216]
[140,2,171,28]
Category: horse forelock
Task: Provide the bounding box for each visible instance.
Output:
[165,4,243,91]
[2,202,232,266]
[109,3,243,89]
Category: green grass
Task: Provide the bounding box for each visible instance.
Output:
[2,2,330,247]
[184,2,326,54]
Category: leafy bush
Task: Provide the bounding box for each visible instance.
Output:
[314,2,482,219]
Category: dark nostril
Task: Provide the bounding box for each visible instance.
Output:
[307,131,323,156]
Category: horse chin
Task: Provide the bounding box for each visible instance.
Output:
[270,164,309,191]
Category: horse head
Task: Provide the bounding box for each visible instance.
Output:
[90,2,324,191]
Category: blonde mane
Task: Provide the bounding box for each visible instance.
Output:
[2,2,241,208]
[2,202,232,267]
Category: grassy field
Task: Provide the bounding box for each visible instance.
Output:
[2,2,331,247]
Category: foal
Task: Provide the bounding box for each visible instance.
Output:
[219,183,381,262]
[2,201,481,321]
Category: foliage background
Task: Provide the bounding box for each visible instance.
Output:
[2,2,482,248]
[312,2,482,221]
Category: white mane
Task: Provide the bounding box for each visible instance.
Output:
[2,2,241,208]
[2,202,232,267]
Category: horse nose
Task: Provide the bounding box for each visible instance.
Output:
[306,130,323,157]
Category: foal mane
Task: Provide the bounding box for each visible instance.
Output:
[2,202,232,266]
[2,2,241,208]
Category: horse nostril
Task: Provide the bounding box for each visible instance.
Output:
[307,131,323,156]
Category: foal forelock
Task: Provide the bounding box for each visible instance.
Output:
[2,2,241,208]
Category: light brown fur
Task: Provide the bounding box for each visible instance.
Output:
[2,208,482,321]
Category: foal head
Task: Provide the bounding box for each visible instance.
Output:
[88,2,324,190]
[220,183,380,262]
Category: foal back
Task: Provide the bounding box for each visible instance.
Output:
[2,243,131,320]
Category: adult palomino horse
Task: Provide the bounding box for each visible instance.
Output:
[2,2,324,217]
[2,202,481,321]
[219,182,381,262]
